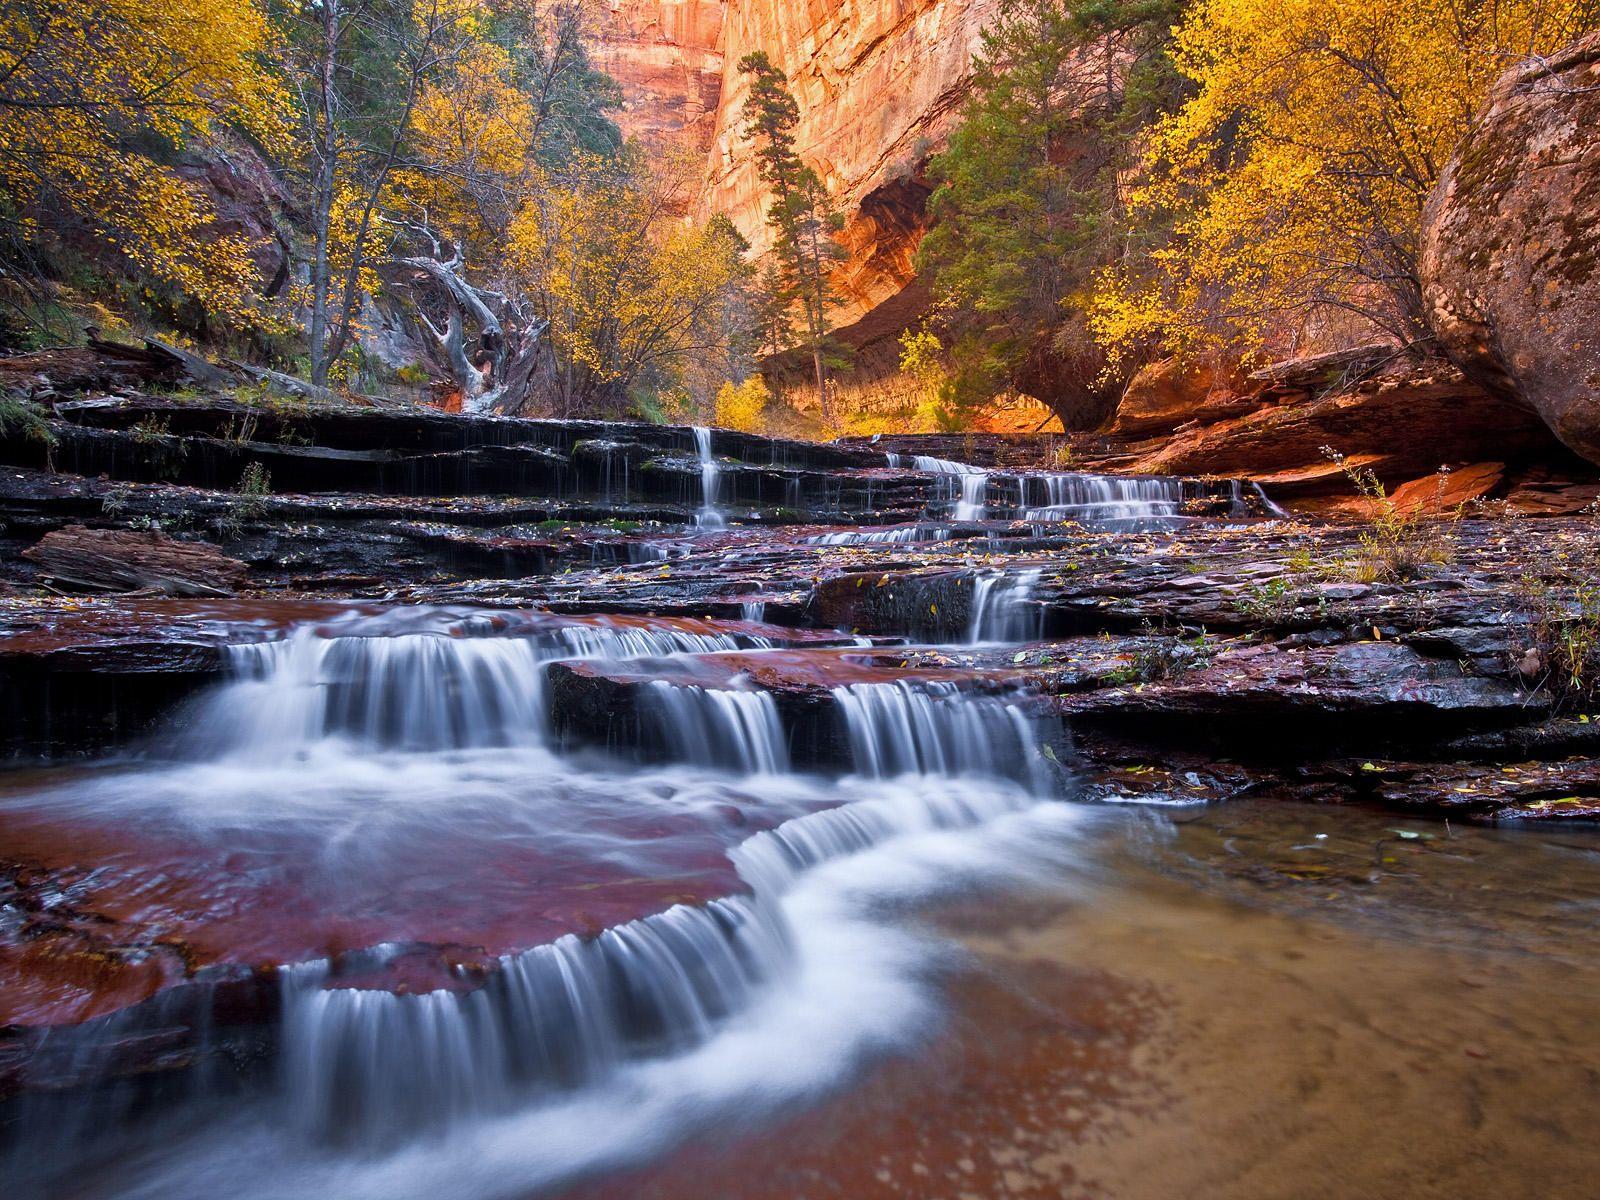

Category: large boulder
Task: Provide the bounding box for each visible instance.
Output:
[1420,34,1600,465]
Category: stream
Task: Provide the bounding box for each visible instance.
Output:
[2,440,1597,1199]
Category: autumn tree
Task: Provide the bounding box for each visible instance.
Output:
[269,0,488,386]
[915,0,1186,428]
[0,0,285,335]
[379,2,621,410]
[1092,0,1600,359]
[507,148,754,416]
[737,51,845,425]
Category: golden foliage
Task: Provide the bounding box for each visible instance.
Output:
[508,150,750,408]
[1092,0,1600,357]
[714,375,771,433]
[0,0,286,321]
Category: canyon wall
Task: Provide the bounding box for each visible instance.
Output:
[594,1,727,150]
[598,0,996,340]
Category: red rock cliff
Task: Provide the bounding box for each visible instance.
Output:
[597,0,997,337]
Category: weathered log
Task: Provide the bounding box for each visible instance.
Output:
[23,526,249,596]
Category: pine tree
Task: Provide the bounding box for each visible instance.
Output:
[737,51,845,425]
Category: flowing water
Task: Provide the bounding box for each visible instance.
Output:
[691,426,724,530]
[1,441,1594,1200]
[0,604,1084,1200]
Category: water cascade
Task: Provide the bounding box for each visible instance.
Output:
[1020,473,1185,525]
[968,569,1045,643]
[802,524,951,546]
[832,680,1061,796]
[908,454,990,522]
[646,682,790,773]
[692,426,725,529]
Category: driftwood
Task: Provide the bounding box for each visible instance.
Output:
[23,526,249,597]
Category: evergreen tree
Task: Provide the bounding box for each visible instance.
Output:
[916,0,1186,427]
[737,51,845,425]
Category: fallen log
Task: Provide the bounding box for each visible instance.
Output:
[22,526,249,597]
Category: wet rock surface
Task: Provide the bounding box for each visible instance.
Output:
[2,391,1598,1135]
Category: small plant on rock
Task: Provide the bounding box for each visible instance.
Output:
[1517,575,1600,707]
[1108,621,1215,684]
[1322,447,1457,583]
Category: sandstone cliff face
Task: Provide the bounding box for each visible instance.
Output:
[594,0,727,148]
[593,0,998,340]
[1420,33,1600,466]
[698,0,998,330]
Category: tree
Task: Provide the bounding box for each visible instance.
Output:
[0,0,285,329]
[271,0,485,386]
[506,148,754,416]
[376,1,623,410]
[737,51,845,425]
[1091,0,1600,359]
[915,0,1186,428]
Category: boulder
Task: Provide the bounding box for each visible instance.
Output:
[1127,361,1558,489]
[1420,33,1600,465]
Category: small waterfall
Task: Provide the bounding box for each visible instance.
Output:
[692,426,725,529]
[832,680,1061,796]
[184,620,775,758]
[954,472,989,521]
[205,633,551,754]
[1019,472,1184,524]
[968,568,1044,643]
[910,453,978,474]
[280,892,791,1149]
[646,682,790,773]
[741,599,767,622]
[910,454,989,521]
[802,524,951,546]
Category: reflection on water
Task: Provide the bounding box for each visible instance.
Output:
[553,800,1600,1200]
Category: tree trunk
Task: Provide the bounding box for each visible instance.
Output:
[24,527,250,596]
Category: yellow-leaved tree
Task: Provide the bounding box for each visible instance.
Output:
[0,0,285,324]
[1093,0,1600,359]
[714,375,771,433]
[508,149,753,416]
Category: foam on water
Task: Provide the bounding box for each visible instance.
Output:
[5,610,1083,1200]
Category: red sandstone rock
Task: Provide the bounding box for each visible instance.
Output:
[1420,32,1600,466]
[1109,356,1258,437]
[1127,362,1560,492]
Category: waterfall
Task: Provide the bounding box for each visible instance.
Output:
[6,599,1087,1198]
[741,599,767,622]
[802,524,950,546]
[183,619,775,758]
[202,633,551,755]
[832,680,1060,795]
[968,568,1044,643]
[908,454,989,521]
[1019,472,1184,524]
[692,426,725,529]
[954,472,989,521]
[280,891,791,1148]
[645,682,789,774]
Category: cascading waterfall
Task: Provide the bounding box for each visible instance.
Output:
[802,524,951,546]
[180,620,776,758]
[279,892,792,1149]
[832,680,1062,796]
[692,425,725,529]
[968,568,1045,643]
[645,682,789,773]
[1020,472,1185,524]
[908,453,990,521]
[7,605,1083,1200]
